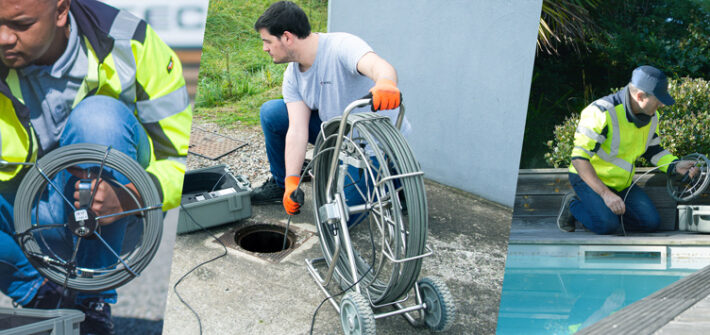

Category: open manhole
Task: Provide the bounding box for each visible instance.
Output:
[217,222,313,263]
[235,224,296,253]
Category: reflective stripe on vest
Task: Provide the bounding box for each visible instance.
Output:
[136,87,189,123]
[109,10,139,108]
[73,36,100,108]
[576,125,606,145]
[591,100,633,173]
[651,149,672,165]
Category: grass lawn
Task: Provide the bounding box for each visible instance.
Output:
[194,0,328,127]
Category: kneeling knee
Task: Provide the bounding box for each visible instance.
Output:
[259,99,287,132]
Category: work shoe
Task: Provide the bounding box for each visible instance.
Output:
[25,279,70,309]
[557,192,577,232]
[76,298,115,335]
[251,176,285,204]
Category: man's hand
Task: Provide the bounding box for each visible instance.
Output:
[369,78,400,111]
[69,168,140,225]
[283,175,304,215]
[602,190,625,215]
[674,160,700,178]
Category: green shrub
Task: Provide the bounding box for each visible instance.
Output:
[522,0,710,168]
[544,77,710,167]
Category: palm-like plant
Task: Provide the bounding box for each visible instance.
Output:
[538,0,600,54]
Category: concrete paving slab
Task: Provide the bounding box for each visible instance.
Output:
[509,221,710,245]
[163,179,512,334]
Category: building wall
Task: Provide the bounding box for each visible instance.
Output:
[328,0,542,207]
[103,0,208,48]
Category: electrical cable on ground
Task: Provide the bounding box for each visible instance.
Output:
[174,169,232,335]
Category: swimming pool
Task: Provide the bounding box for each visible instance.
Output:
[496,244,710,334]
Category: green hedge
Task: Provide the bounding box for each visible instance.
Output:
[544,77,710,167]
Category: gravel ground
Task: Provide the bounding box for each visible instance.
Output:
[187,116,271,186]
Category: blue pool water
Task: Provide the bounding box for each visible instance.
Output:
[496,244,710,334]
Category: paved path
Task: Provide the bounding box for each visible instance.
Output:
[163,179,512,334]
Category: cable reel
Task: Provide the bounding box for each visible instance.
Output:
[666,153,710,202]
[13,143,163,292]
[306,100,456,333]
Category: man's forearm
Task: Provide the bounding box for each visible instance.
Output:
[284,128,308,178]
[572,159,613,197]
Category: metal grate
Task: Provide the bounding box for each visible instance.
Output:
[188,127,247,160]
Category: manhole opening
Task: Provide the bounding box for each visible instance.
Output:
[234,224,295,253]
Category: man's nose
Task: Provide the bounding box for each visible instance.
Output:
[0,26,16,46]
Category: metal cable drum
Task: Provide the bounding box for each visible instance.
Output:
[13,144,163,292]
[312,112,428,305]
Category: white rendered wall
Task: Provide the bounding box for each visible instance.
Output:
[328,0,541,207]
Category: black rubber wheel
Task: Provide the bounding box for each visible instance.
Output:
[418,277,456,332]
[340,291,376,335]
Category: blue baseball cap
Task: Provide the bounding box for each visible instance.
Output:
[630,65,675,106]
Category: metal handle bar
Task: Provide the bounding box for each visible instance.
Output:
[324,99,406,201]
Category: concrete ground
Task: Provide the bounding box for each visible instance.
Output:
[162,179,512,334]
[509,219,710,245]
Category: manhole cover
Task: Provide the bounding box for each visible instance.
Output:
[217,222,314,263]
[188,127,247,160]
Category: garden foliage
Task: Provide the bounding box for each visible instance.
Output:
[545,77,710,168]
[523,0,710,167]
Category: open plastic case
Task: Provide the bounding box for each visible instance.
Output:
[178,164,252,234]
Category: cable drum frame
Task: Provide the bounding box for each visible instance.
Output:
[306,99,455,333]
[13,143,163,292]
[666,153,710,202]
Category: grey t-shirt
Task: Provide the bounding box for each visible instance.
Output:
[20,12,88,153]
[282,32,410,134]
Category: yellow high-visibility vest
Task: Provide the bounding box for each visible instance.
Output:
[0,0,192,210]
[569,97,676,191]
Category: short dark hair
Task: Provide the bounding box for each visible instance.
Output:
[254,1,311,39]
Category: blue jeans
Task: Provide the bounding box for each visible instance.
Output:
[568,173,660,235]
[0,96,150,305]
[260,99,373,226]
[261,99,323,188]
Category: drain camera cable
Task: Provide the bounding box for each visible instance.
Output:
[173,170,231,335]
[312,115,427,304]
[276,145,376,334]
[309,215,377,335]
[14,144,163,292]
[619,160,697,236]
[281,155,322,251]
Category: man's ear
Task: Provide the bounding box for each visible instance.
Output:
[633,90,646,102]
[56,0,71,28]
[281,31,294,44]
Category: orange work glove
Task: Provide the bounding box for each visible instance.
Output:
[283,176,304,215]
[369,78,401,111]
